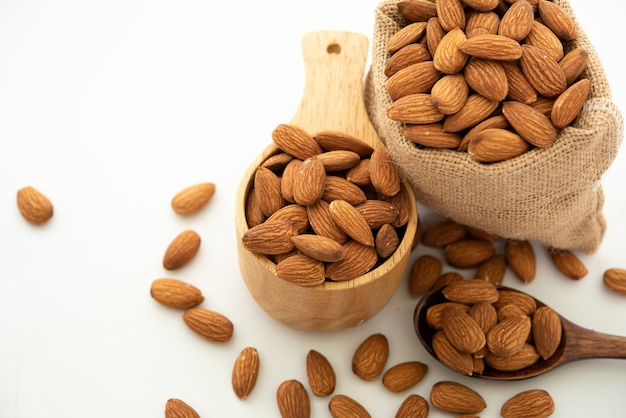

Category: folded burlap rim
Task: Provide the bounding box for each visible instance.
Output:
[365,0,624,253]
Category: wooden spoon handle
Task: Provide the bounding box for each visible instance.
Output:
[290,31,382,149]
[561,317,626,363]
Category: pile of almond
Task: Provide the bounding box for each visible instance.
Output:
[241,123,412,285]
[384,0,590,162]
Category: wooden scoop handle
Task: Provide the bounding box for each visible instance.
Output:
[290,31,382,149]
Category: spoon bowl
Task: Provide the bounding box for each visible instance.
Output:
[414,285,626,380]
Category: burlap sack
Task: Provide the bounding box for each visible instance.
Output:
[366,0,624,253]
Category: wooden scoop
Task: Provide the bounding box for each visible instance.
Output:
[234,31,418,332]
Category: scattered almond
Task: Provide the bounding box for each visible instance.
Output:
[306,349,336,397]
[150,278,204,309]
[430,380,486,414]
[603,268,626,295]
[501,389,555,418]
[548,248,588,280]
[328,394,371,418]
[382,361,428,392]
[163,230,201,270]
[232,347,260,400]
[276,379,311,418]
[16,186,54,225]
[182,308,234,343]
[352,333,389,381]
[394,393,429,418]
[171,182,215,215]
[165,398,200,418]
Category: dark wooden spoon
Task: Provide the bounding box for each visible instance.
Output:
[414,285,626,380]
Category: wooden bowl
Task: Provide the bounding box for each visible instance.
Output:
[234,31,418,332]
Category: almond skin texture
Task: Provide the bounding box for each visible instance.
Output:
[548,248,588,280]
[487,315,532,357]
[276,379,311,418]
[291,234,346,263]
[275,254,326,287]
[459,34,523,61]
[442,93,499,133]
[551,78,591,129]
[559,47,588,85]
[444,239,496,268]
[329,199,375,247]
[519,44,567,98]
[325,241,378,281]
[171,182,215,215]
[431,73,469,115]
[182,308,234,343]
[323,175,367,206]
[352,333,389,381]
[442,279,500,304]
[369,148,401,197]
[328,394,371,418]
[395,394,429,418]
[436,0,466,32]
[532,306,563,360]
[387,93,446,124]
[293,156,326,206]
[16,186,54,225]
[422,219,466,247]
[150,278,204,309]
[409,254,444,296]
[397,0,438,23]
[165,398,200,418]
[163,230,201,270]
[430,381,486,414]
[387,21,428,54]
[402,123,462,148]
[306,349,336,397]
[486,343,540,371]
[232,347,260,400]
[501,389,555,418]
[315,131,374,157]
[375,223,400,258]
[272,123,321,160]
[464,57,508,101]
[468,128,529,163]
[441,306,486,354]
[384,43,432,77]
[537,0,577,40]
[502,101,557,148]
[498,0,534,41]
[254,166,285,217]
[603,268,626,295]
[241,220,298,255]
[382,361,428,392]
[432,330,474,375]
[307,200,348,244]
[386,60,441,100]
[433,27,469,74]
[505,239,536,283]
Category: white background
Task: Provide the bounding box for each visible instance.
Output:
[1,0,625,417]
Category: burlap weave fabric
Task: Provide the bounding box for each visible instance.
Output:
[365,0,624,253]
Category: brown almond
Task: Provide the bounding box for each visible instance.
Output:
[163,230,201,270]
[430,271,464,291]
[232,347,260,400]
[475,255,507,285]
[430,381,486,414]
[275,254,326,287]
[421,218,466,247]
[402,123,462,148]
[464,57,508,102]
[520,44,567,98]
[436,0,466,31]
[525,20,564,62]
[292,234,346,263]
[603,268,626,295]
[277,379,311,418]
[387,60,441,100]
[384,43,432,77]
[501,389,555,418]
[398,0,438,23]
[469,302,498,334]
[468,127,529,163]
[432,331,475,376]
[409,254,444,296]
[375,223,400,258]
[459,115,510,151]
[254,166,285,217]
[182,308,234,343]
[463,0,499,12]
[262,152,294,171]
[505,239,536,283]
[355,200,399,229]
[272,123,321,160]
[485,343,540,371]
[497,304,527,322]
[465,10,500,36]
[165,398,200,418]
[245,188,266,228]
[559,47,588,85]
[266,204,310,234]
[352,333,389,381]
[486,315,531,357]
[325,240,378,281]
[433,27,468,74]
[426,302,471,330]
[431,73,469,115]
[306,200,348,244]
[16,186,54,225]
[387,93,446,124]
[315,131,374,157]
[317,150,361,171]
[323,176,367,206]
[442,279,500,304]
[498,0,534,41]
[292,156,326,206]
[442,93,499,133]
[530,95,556,118]
[537,0,577,40]
[395,394,429,418]
[329,199,374,246]
[444,239,496,268]
[369,148,401,197]
[532,306,563,360]
[345,159,371,186]
[382,361,428,392]
[385,187,411,228]
[329,394,371,418]
[150,278,204,309]
[441,307,487,354]
[426,16,445,57]
[551,78,591,129]
[387,21,428,54]
[501,60,538,104]
[171,182,215,215]
[548,247,588,280]
[241,221,298,255]
[502,100,557,147]
[494,289,537,315]
[306,349,336,397]
[459,34,523,60]
[280,159,302,203]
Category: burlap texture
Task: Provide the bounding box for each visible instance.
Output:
[366,0,624,253]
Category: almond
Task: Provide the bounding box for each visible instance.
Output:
[293,156,326,206]
[464,57,508,101]
[442,93,499,133]
[16,186,54,225]
[444,239,496,268]
[315,131,374,157]
[431,331,474,375]
[150,278,204,309]
[292,234,346,263]
[232,346,260,400]
[433,27,468,74]
[306,200,348,244]
[430,381,486,414]
[163,229,201,270]
[497,304,526,322]
[325,240,378,281]
[462,0,499,12]
[505,239,536,283]
[402,123,462,148]
[502,100,557,148]
[426,17,446,57]
[395,394,429,418]
[165,398,200,418]
[519,44,567,98]
[272,123,321,160]
[241,220,298,255]
[351,333,389,381]
[382,361,428,392]
[475,255,507,285]
[548,247,588,280]
[262,151,294,171]
[305,349,336,397]
[171,182,216,215]
[328,394,371,418]
[266,204,310,234]
[431,73,469,115]
[493,289,537,316]
[486,315,531,357]
[275,254,326,286]
[441,306,486,354]
[323,176,367,206]
[459,34,523,60]
[245,188,266,228]
[384,43,432,77]
[498,0,534,41]
[426,302,471,330]
[280,159,302,203]
[485,343,540,371]
[501,389,555,418]
[532,306,562,360]
[385,187,411,228]
[387,93,446,124]
[442,279,500,304]
[345,159,371,186]
[329,199,375,247]
[537,0,577,40]
[375,223,400,258]
[387,21,428,54]
[465,10,500,36]
[436,0,466,32]
[550,78,591,129]
[254,166,285,217]
[355,200,399,229]
[409,254,444,296]
[317,150,361,171]
[501,60,538,104]
[421,218,466,247]
[369,148,402,197]
[430,271,464,291]
[397,0,438,23]
[460,115,510,152]
[468,127,529,163]
[386,60,441,100]
[603,268,626,295]
[559,47,588,85]
[276,379,311,418]
[525,20,564,62]
[468,302,498,334]
[182,308,234,343]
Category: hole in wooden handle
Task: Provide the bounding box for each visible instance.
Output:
[326,42,341,54]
